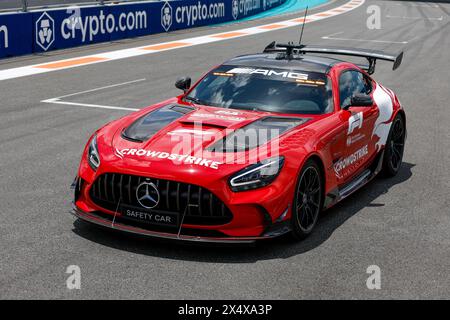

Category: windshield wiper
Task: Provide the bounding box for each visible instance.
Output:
[229,105,263,112]
[185,96,207,106]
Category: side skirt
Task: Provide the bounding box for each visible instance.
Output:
[324,150,385,209]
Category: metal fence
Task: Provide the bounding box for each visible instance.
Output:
[0,0,161,12]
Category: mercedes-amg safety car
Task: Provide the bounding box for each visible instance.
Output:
[71,43,406,243]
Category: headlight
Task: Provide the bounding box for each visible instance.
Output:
[229,156,284,192]
[88,134,100,170]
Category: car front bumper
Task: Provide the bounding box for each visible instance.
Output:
[71,202,291,244]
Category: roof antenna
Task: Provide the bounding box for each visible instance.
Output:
[298,6,308,47]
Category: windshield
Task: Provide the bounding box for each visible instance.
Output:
[186,65,333,114]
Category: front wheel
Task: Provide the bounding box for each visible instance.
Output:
[291,159,324,240]
[381,114,406,177]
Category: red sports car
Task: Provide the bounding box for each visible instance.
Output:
[71,43,406,243]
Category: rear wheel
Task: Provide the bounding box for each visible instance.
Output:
[291,159,324,240]
[381,114,405,177]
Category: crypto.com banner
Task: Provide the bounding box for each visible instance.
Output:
[0,0,287,59]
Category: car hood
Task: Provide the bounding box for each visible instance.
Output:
[97,99,310,183]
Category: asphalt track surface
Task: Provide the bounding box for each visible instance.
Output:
[1,0,449,299]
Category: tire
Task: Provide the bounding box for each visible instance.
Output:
[381,114,406,177]
[291,159,324,240]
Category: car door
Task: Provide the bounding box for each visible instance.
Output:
[333,69,379,184]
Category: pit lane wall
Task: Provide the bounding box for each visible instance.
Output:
[0,0,289,59]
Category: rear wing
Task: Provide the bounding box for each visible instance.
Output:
[263,42,404,74]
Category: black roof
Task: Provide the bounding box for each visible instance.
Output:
[223,53,343,74]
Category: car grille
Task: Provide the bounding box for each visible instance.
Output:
[89,173,233,225]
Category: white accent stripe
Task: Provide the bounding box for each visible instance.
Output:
[0,0,365,82]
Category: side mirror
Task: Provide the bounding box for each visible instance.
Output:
[175,77,191,93]
[348,93,373,107]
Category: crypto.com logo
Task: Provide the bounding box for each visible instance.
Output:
[161,1,173,31]
[232,0,239,20]
[36,12,55,51]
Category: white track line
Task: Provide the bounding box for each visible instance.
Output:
[53,78,146,99]
[322,32,409,44]
[393,3,439,8]
[0,0,365,82]
[41,78,145,111]
[386,15,444,21]
[42,99,139,111]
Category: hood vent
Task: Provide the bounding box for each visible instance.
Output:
[178,120,228,129]
[122,104,194,142]
[208,116,309,152]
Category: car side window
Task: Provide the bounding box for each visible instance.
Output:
[339,70,372,109]
[357,72,372,94]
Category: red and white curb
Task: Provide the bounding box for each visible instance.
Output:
[0,0,365,81]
